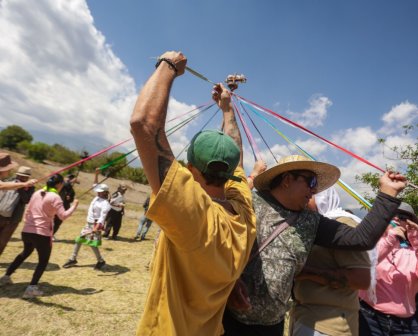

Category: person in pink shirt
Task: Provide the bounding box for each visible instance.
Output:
[0,174,78,299]
[359,202,418,335]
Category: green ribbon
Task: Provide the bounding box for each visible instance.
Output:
[99,149,136,170]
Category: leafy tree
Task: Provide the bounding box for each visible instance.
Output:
[0,125,33,150]
[27,142,51,162]
[356,124,417,213]
[48,144,80,164]
[100,152,128,178]
[16,140,32,155]
[117,165,148,184]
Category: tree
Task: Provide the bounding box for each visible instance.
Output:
[0,125,33,150]
[27,142,51,162]
[48,144,80,164]
[356,124,417,213]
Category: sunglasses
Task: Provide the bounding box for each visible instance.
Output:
[290,172,318,189]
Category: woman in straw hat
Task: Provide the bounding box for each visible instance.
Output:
[223,155,407,336]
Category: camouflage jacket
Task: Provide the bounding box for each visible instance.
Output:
[230,191,320,325]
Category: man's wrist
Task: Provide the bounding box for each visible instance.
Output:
[155,58,178,75]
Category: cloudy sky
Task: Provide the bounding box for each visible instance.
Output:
[0,0,417,208]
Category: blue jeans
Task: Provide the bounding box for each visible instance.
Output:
[136,216,152,239]
[359,300,418,335]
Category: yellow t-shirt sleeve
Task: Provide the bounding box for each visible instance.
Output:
[146,161,253,251]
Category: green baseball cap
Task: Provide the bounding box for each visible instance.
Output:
[187,130,241,182]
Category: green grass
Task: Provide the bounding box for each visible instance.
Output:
[0,209,157,336]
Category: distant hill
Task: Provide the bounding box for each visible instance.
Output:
[1,149,151,206]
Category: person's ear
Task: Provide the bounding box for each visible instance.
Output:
[282,173,292,188]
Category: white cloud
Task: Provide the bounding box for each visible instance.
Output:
[0,0,197,155]
[380,101,418,135]
[294,139,327,157]
[287,95,332,128]
[0,0,138,148]
[331,133,414,210]
[331,127,378,156]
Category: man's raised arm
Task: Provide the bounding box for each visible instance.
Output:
[130,51,187,194]
[212,84,243,168]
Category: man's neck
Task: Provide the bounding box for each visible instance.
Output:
[204,185,226,201]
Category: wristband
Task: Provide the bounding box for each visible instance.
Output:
[247,175,255,180]
[155,58,178,74]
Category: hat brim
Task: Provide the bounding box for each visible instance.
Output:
[94,188,108,193]
[254,160,340,193]
[16,173,31,177]
[397,209,418,224]
[0,161,18,172]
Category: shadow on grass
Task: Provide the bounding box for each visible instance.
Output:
[62,263,130,276]
[99,264,130,276]
[0,281,102,305]
[103,236,137,243]
[52,238,77,245]
[0,262,60,272]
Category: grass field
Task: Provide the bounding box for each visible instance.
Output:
[0,205,158,336]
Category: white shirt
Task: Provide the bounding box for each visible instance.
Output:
[86,196,111,224]
[109,191,125,212]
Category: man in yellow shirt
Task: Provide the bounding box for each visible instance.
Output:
[130,51,257,335]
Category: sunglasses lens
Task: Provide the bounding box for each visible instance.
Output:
[309,176,318,189]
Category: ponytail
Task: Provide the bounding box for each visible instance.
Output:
[41,174,64,196]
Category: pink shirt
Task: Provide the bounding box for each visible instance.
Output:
[23,189,76,237]
[359,229,418,317]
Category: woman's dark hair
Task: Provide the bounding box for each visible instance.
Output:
[41,174,64,196]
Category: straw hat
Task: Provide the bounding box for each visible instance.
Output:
[16,166,32,177]
[0,153,18,172]
[253,155,341,193]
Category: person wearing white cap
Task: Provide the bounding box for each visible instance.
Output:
[0,165,37,255]
[63,170,110,270]
[223,155,407,336]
